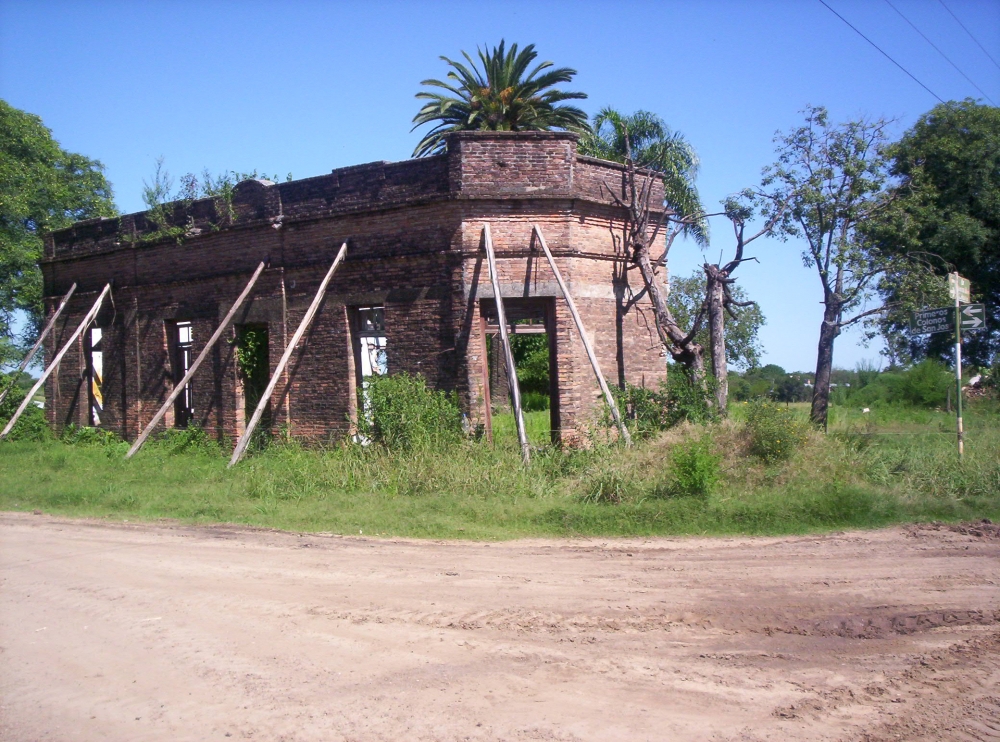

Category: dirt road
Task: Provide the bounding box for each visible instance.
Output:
[1,513,998,741]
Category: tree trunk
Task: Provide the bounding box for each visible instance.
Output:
[704,265,728,414]
[633,240,705,379]
[811,305,841,428]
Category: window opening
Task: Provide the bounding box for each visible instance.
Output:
[173,321,194,427]
[355,307,388,377]
[351,306,387,432]
[87,327,103,426]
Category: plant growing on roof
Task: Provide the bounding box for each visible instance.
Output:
[411,40,590,157]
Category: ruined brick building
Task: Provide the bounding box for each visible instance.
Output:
[41,132,668,446]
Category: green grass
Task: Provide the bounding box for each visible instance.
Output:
[1,401,997,539]
[490,409,552,447]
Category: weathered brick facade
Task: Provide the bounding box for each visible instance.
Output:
[42,132,667,445]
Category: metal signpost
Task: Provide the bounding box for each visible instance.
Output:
[909,274,987,459]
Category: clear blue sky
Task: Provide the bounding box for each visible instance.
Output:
[2,0,998,373]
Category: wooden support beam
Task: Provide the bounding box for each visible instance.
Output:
[483,224,530,463]
[0,283,77,408]
[533,225,632,447]
[126,261,266,459]
[229,243,347,467]
[1,283,109,440]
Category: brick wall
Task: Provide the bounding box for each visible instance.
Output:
[42,132,668,446]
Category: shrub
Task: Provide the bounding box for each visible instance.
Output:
[655,436,721,500]
[0,375,51,442]
[664,368,717,426]
[509,334,550,405]
[356,372,463,451]
[610,370,716,439]
[61,424,121,447]
[521,391,549,412]
[154,424,220,454]
[611,383,670,439]
[581,465,637,505]
[895,359,952,407]
[744,399,805,463]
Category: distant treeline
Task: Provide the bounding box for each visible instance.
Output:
[729,360,990,409]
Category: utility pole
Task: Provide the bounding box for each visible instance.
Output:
[948,272,970,460]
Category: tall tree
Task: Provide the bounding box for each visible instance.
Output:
[761,106,916,427]
[700,193,783,411]
[411,40,589,157]
[0,101,116,363]
[668,268,766,373]
[867,99,1000,367]
[581,113,709,379]
[605,136,708,379]
[578,108,707,244]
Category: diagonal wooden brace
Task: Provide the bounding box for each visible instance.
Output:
[126,261,266,459]
[0,283,77,409]
[229,243,348,467]
[533,225,632,446]
[483,224,531,464]
[1,283,110,440]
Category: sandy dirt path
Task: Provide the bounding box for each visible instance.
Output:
[1,513,998,741]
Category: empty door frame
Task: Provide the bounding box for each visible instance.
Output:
[532,224,632,446]
[479,297,560,445]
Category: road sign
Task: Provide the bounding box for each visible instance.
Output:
[948,273,971,303]
[910,306,954,335]
[959,303,986,332]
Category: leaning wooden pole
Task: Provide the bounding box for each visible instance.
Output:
[0,283,77,408]
[483,225,530,463]
[229,243,347,467]
[126,261,266,459]
[534,225,632,447]
[1,283,110,440]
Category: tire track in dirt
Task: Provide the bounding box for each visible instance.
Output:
[2,514,999,741]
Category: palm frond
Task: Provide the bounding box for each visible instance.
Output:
[579,107,708,244]
[412,40,589,157]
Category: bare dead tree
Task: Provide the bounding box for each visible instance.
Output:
[702,196,784,413]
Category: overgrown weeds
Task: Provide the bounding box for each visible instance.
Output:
[1,397,997,540]
[743,399,807,463]
[356,372,464,451]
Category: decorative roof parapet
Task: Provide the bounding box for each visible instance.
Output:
[45,131,663,261]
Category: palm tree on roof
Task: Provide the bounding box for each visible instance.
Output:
[579,108,708,245]
[411,40,590,158]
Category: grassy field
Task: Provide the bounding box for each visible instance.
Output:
[1,400,997,539]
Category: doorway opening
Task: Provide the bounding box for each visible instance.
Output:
[235,324,270,443]
[86,327,103,426]
[170,321,195,427]
[480,298,559,445]
[350,306,388,426]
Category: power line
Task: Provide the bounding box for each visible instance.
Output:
[885,0,995,105]
[817,0,944,104]
[937,0,1000,73]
